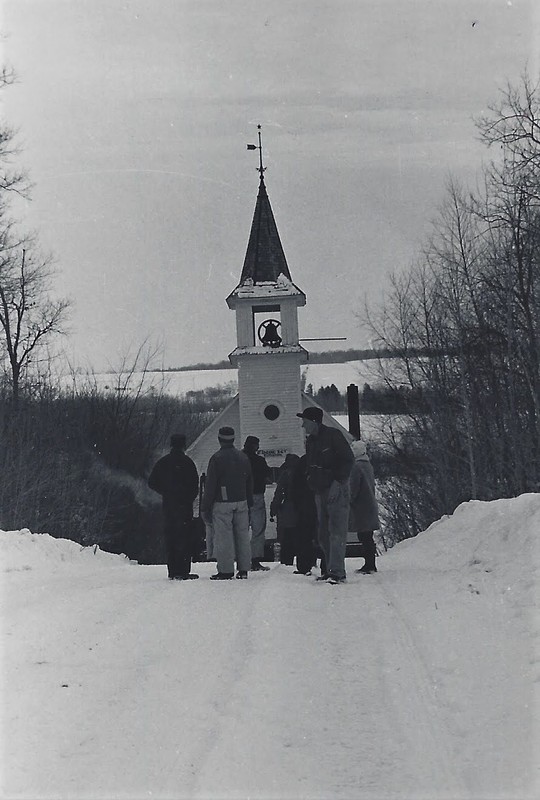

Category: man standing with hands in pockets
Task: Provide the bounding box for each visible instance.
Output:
[201,426,253,580]
[297,407,354,584]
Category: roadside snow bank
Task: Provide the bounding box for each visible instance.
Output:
[387,493,540,612]
[0,529,134,573]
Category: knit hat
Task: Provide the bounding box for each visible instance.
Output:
[244,435,260,450]
[170,433,187,449]
[296,406,323,423]
[218,426,235,443]
[351,440,368,460]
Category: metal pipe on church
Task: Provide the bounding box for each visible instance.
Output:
[347,383,361,440]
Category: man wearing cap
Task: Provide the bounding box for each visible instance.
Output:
[242,435,272,571]
[201,426,253,580]
[297,407,354,584]
[148,433,200,580]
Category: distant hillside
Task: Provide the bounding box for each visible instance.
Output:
[168,348,387,372]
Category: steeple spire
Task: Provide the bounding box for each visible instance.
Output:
[239,179,292,284]
[240,126,293,285]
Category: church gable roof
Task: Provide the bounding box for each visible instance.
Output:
[239,179,292,284]
[186,395,240,475]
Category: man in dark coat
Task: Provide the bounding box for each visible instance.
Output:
[242,435,271,571]
[290,454,318,575]
[298,406,354,584]
[270,453,300,566]
[148,433,200,580]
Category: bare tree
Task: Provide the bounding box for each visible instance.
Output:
[0,66,31,201]
[476,73,540,164]
[0,69,69,401]
[0,237,70,402]
[362,73,540,544]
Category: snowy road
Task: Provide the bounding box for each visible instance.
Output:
[2,500,538,800]
[2,561,505,800]
[182,570,468,800]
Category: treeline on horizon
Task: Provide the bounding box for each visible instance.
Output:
[306,382,430,416]
[164,346,444,373]
[1,72,539,561]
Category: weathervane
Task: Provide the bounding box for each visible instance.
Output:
[247,124,266,180]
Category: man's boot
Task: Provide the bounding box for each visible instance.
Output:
[358,563,377,574]
[357,534,377,574]
[251,559,270,571]
[359,548,377,574]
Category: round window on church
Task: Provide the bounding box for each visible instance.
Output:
[263,404,280,421]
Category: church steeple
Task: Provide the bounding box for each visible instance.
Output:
[226,162,306,350]
[185,132,350,474]
[227,127,305,306]
[239,177,292,284]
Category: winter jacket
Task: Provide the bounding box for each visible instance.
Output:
[291,455,318,531]
[202,443,254,513]
[305,423,354,493]
[148,450,199,519]
[270,465,298,528]
[243,450,271,494]
[349,456,380,531]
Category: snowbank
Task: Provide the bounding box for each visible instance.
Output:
[0,529,135,573]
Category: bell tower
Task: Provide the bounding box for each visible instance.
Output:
[226,130,307,465]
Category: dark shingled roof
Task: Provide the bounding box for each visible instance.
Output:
[239,178,292,284]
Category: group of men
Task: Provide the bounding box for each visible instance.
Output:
[148,405,380,584]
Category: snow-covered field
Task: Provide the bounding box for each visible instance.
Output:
[1,494,539,799]
[66,367,238,397]
[68,359,388,399]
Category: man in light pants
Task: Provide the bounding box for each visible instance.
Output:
[298,407,354,584]
[242,435,271,571]
[201,427,253,580]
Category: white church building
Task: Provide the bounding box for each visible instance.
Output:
[187,156,352,476]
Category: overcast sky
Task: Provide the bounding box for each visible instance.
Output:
[2,0,537,371]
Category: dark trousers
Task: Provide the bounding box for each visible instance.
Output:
[294,524,316,573]
[164,506,193,578]
[279,522,316,572]
[357,530,376,569]
[279,525,296,565]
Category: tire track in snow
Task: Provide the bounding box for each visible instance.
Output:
[178,565,473,799]
[369,572,471,798]
[185,566,336,799]
[166,571,266,798]
[184,565,469,799]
